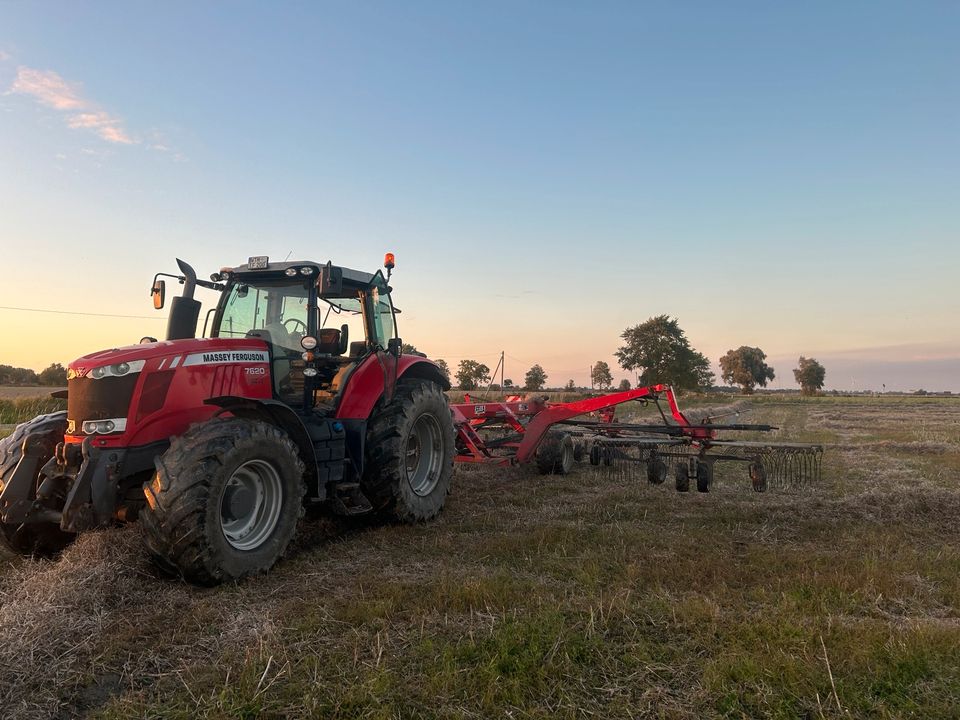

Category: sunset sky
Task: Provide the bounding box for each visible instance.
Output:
[1,2,957,391]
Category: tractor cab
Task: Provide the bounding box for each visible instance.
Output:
[210,257,398,409]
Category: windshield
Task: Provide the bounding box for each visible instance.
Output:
[215,276,394,355]
[215,281,311,352]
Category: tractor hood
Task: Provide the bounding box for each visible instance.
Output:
[68,337,270,378]
[64,337,275,446]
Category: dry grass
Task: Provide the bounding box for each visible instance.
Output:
[0,396,958,718]
[0,386,65,401]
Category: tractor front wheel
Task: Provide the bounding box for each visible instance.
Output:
[140,417,305,585]
[362,379,455,522]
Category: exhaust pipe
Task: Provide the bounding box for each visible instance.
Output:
[165,258,201,341]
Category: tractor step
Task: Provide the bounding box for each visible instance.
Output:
[329,481,373,516]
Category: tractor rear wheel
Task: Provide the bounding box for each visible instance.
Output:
[362,379,455,522]
[0,412,74,557]
[140,417,305,585]
[536,431,574,475]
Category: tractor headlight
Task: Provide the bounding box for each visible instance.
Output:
[300,336,318,350]
[285,267,298,277]
[300,266,314,276]
[89,360,145,380]
[81,418,126,434]
[303,367,318,377]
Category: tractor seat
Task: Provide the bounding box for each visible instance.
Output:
[316,328,342,355]
[314,324,350,359]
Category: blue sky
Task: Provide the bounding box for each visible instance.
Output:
[1,2,958,390]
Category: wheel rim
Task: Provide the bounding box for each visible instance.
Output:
[219,459,283,551]
[405,413,443,496]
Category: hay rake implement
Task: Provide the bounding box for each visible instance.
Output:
[451,385,823,491]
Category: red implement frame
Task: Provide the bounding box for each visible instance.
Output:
[452,384,704,466]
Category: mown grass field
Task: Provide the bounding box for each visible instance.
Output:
[1,393,958,719]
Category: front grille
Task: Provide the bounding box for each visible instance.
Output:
[68,374,139,425]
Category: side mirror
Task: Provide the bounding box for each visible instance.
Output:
[387,337,403,357]
[152,279,166,310]
[317,262,343,295]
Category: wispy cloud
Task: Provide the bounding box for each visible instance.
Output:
[66,110,134,144]
[0,50,11,62]
[9,66,135,144]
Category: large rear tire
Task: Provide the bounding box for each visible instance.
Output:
[0,412,74,557]
[140,417,305,585]
[361,379,455,522]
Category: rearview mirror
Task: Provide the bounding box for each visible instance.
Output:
[152,279,166,310]
[317,262,343,296]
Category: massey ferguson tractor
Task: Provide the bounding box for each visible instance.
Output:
[0,255,454,584]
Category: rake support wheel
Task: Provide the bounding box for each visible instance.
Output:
[536,431,574,475]
[696,461,713,493]
[749,460,767,492]
[589,444,602,466]
[647,456,667,485]
[675,464,690,493]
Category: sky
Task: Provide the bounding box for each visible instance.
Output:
[0,1,957,392]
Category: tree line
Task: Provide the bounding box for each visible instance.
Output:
[6,329,827,396]
[433,315,827,395]
[0,363,68,386]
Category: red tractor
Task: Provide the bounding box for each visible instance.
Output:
[0,255,454,584]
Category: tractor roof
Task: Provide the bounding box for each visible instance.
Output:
[228,259,380,287]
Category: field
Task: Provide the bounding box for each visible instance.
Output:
[1,394,959,718]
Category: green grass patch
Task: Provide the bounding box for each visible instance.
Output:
[0,395,65,425]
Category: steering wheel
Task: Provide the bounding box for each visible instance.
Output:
[283,318,307,335]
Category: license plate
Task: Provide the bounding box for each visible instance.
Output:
[247,255,269,269]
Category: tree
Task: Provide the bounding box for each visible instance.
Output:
[455,359,490,390]
[434,358,450,379]
[38,363,68,386]
[565,379,576,391]
[719,346,775,394]
[401,343,419,355]
[793,356,826,395]
[615,315,715,391]
[0,364,39,385]
[503,378,514,388]
[524,364,547,391]
[618,378,631,391]
[591,361,613,390]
